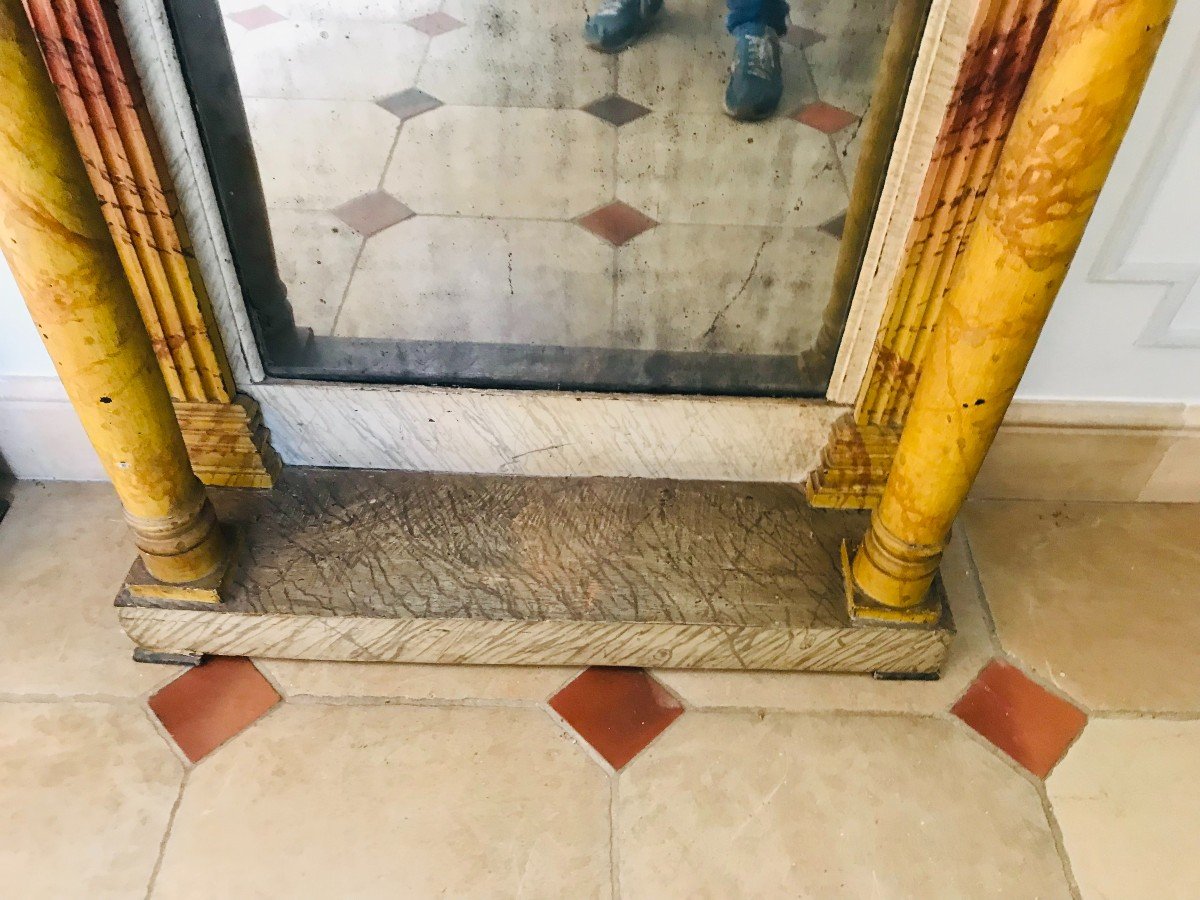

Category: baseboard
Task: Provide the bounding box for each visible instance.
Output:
[0,376,106,480]
[972,400,1200,502]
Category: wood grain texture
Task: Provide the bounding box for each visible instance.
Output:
[22,0,277,486]
[117,469,952,673]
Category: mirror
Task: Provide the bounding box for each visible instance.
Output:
[166,0,929,394]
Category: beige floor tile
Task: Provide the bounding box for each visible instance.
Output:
[1140,435,1200,502]
[267,208,363,335]
[962,500,1200,712]
[385,107,614,219]
[0,483,163,697]
[653,528,994,712]
[618,711,1070,897]
[971,428,1169,501]
[617,112,846,227]
[616,0,815,114]
[613,223,833,354]
[259,659,578,701]
[334,216,615,345]
[0,702,183,897]
[229,21,426,100]
[420,0,616,107]
[154,704,611,898]
[248,99,398,208]
[1049,718,1200,898]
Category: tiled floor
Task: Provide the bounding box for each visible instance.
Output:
[4,479,1200,895]
[216,0,892,388]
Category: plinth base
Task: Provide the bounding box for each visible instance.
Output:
[117,469,953,674]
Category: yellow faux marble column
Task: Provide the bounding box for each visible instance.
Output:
[849,0,1176,620]
[0,0,228,586]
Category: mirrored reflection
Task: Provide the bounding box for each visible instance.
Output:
[179,0,927,393]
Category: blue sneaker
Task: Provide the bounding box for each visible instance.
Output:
[583,0,663,53]
[724,23,783,121]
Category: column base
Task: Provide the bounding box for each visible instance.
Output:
[123,528,239,604]
[175,396,281,489]
[841,542,946,627]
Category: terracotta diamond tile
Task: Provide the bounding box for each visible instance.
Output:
[792,101,859,134]
[377,87,443,122]
[405,11,465,36]
[581,94,651,127]
[550,667,683,770]
[952,659,1087,778]
[577,201,658,246]
[782,25,825,49]
[819,211,847,239]
[333,191,413,236]
[148,657,280,763]
[227,4,286,30]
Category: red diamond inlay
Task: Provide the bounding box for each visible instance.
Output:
[228,5,286,30]
[333,191,414,236]
[550,667,683,769]
[149,657,280,763]
[405,11,465,36]
[577,201,657,246]
[952,659,1087,778]
[792,101,859,134]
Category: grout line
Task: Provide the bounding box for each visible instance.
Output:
[955,524,1003,653]
[541,702,618,774]
[141,703,194,769]
[1035,779,1084,900]
[1090,709,1200,721]
[143,767,189,899]
[327,238,368,334]
[286,692,563,710]
[609,773,622,900]
[249,657,289,699]
[0,691,149,705]
[942,710,1047,791]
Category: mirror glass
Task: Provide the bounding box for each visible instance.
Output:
[169,0,929,394]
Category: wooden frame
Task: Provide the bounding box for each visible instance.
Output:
[20,0,279,487]
[98,0,1011,484]
[5,0,1173,670]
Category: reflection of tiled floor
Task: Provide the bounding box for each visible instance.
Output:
[5,480,1200,894]
[220,0,885,367]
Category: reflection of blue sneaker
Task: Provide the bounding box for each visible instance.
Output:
[583,0,663,53]
[724,23,783,121]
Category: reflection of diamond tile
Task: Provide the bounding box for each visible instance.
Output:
[952,660,1087,778]
[333,191,413,236]
[148,657,280,763]
[818,211,847,239]
[228,4,286,29]
[405,11,464,36]
[577,201,657,246]
[376,88,442,122]
[581,94,651,126]
[550,667,683,770]
[782,25,824,49]
[792,101,859,134]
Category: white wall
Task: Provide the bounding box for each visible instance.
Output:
[1,7,1198,477]
[0,256,105,479]
[1017,3,1200,405]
